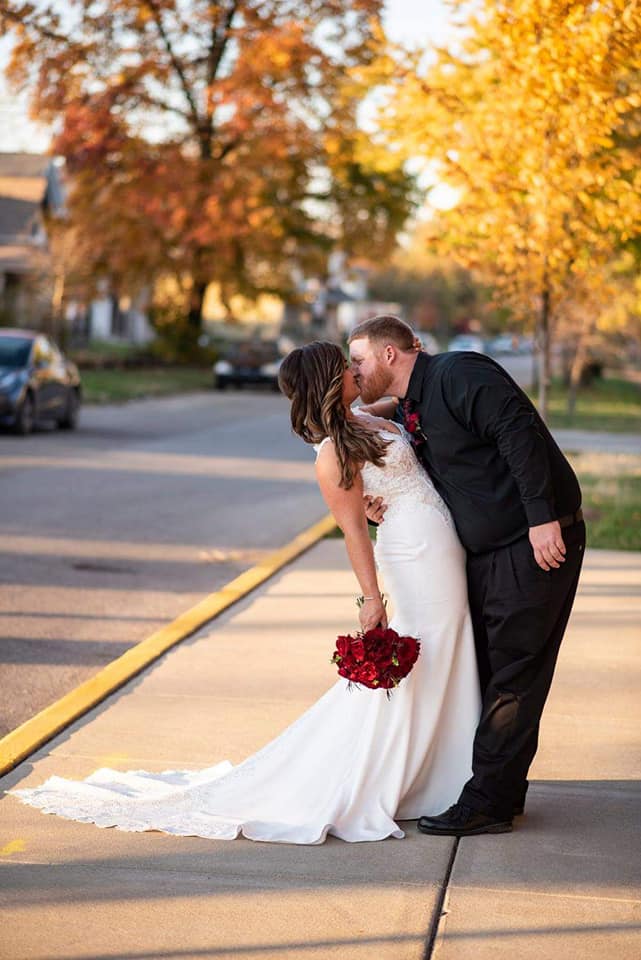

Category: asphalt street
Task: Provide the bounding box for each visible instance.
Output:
[0,390,326,737]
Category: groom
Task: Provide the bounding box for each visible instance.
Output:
[348,314,585,837]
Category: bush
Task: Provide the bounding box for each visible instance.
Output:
[148,306,219,365]
[68,341,156,370]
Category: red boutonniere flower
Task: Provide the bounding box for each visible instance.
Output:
[401,400,426,449]
[406,412,421,433]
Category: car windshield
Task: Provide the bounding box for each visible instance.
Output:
[0,337,32,368]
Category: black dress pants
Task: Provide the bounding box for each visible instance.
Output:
[459,520,586,819]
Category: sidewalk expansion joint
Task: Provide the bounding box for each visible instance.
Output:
[422,837,459,960]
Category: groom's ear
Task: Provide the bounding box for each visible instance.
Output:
[383,343,397,365]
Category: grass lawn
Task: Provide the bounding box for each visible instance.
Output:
[81,367,213,403]
[529,377,641,433]
[568,451,641,551]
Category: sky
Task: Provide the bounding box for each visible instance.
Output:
[384,0,454,47]
[0,0,455,153]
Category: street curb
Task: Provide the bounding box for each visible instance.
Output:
[0,513,337,779]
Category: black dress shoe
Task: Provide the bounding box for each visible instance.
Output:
[417,802,513,837]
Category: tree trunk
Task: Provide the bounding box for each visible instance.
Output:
[537,283,551,422]
[567,325,592,416]
[219,286,239,324]
[567,357,582,418]
[187,280,208,332]
[50,265,65,344]
[531,339,539,393]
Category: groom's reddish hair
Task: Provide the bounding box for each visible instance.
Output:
[348,314,416,351]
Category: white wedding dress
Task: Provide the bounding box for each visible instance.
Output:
[9,420,481,844]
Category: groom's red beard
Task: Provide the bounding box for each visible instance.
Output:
[357,366,394,405]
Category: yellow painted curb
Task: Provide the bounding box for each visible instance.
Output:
[0,513,337,779]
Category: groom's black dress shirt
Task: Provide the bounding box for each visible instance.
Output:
[397,351,582,555]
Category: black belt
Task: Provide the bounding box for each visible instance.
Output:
[558,508,583,529]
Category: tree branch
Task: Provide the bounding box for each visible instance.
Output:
[136,92,192,123]
[0,3,76,45]
[141,0,201,131]
[208,1,238,85]
[201,1,239,146]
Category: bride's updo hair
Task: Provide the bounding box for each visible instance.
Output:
[278,340,390,490]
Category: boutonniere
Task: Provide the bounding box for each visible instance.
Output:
[402,401,427,449]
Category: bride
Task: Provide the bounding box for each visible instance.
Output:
[9,340,480,844]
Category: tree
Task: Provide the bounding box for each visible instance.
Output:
[379,0,641,418]
[366,224,485,340]
[2,1,415,343]
[555,250,641,411]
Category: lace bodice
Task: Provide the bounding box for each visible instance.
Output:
[314,420,453,530]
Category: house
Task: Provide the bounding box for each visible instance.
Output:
[0,152,64,328]
[0,151,154,343]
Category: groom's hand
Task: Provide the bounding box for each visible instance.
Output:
[529,520,566,571]
[364,495,387,524]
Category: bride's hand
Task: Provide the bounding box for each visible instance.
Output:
[359,598,388,633]
[364,495,387,524]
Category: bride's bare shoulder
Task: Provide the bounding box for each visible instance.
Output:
[314,437,364,497]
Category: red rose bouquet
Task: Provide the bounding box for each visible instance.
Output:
[331,627,421,695]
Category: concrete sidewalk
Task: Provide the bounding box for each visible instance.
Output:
[552,429,641,455]
[1,540,640,960]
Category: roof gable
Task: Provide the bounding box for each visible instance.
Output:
[0,153,65,247]
[0,153,52,178]
[0,195,43,241]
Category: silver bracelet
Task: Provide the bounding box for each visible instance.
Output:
[356,593,386,608]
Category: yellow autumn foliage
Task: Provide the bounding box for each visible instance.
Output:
[378,0,641,411]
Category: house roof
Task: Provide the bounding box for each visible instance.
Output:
[0,153,52,178]
[0,153,64,244]
[0,196,42,242]
[326,285,356,305]
[0,153,64,259]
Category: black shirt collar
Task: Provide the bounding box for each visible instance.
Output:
[404,351,430,402]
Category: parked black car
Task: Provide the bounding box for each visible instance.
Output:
[213,340,283,391]
[0,328,82,435]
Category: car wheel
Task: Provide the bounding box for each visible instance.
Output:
[59,389,80,430]
[14,392,35,436]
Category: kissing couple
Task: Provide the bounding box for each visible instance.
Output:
[11,315,585,844]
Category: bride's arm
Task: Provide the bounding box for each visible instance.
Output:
[357,397,398,420]
[315,443,388,632]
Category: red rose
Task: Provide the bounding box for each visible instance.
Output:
[355,662,378,684]
[406,413,420,433]
[335,636,351,658]
[351,638,366,662]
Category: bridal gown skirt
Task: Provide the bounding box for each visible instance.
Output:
[9,502,481,844]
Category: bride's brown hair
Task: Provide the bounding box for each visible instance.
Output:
[278,341,390,490]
